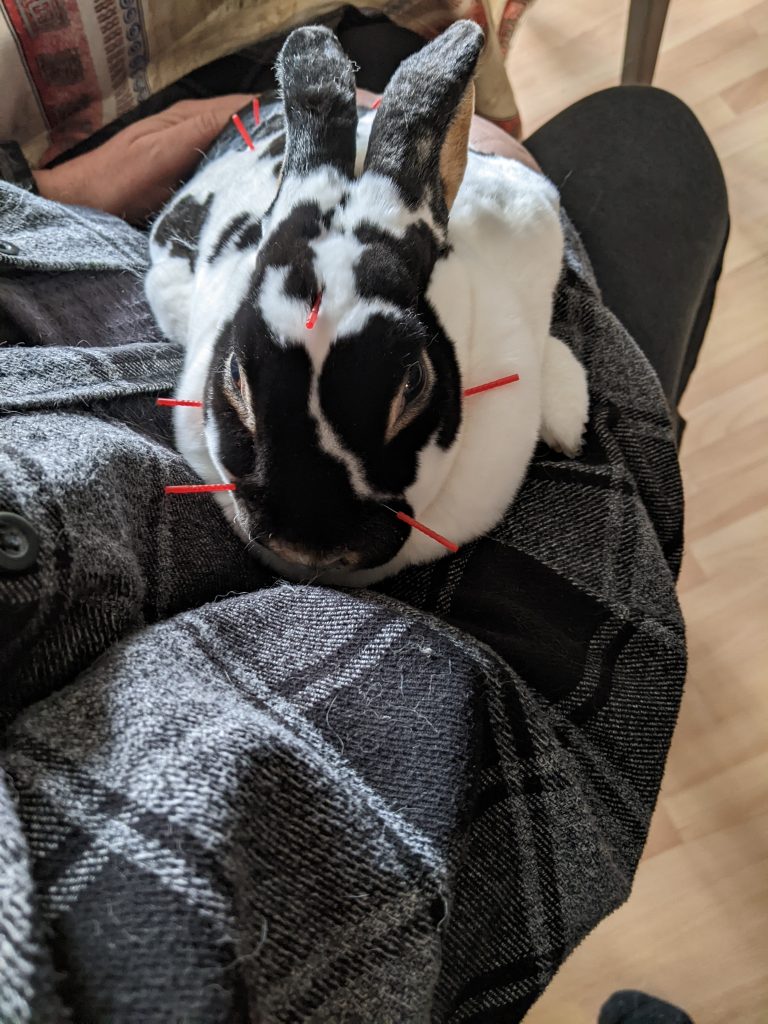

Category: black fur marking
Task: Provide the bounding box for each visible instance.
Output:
[320,311,462,491]
[153,193,213,270]
[206,300,409,567]
[417,298,462,449]
[234,220,264,251]
[254,202,323,301]
[354,221,440,306]
[260,109,285,135]
[205,99,284,161]
[208,213,250,262]
[265,133,285,158]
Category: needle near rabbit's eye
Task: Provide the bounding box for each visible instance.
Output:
[230,353,242,391]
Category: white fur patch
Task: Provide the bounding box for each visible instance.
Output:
[539,335,589,456]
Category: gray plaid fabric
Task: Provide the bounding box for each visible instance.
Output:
[0,179,686,1023]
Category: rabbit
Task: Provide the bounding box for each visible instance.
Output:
[145,20,589,586]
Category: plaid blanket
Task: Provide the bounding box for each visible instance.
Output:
[0,181,686,1022]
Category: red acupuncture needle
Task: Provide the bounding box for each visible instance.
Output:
[390,509,459,553]
[306,293,322,329]
[371,97,382,109]
[232,113,255,151]
[165,483,236,495]
[463,373,520,398]
[252,96,260,126]
[156,398,203,408]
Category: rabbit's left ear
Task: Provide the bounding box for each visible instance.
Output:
[275,25,358,180]
[363,20,484,224]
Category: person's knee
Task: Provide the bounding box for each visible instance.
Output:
[568,86,727,216]
[527,85,728,232]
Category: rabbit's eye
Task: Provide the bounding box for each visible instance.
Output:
[385,355,432,443]
[230,353,242,390]
[402,360,425,407]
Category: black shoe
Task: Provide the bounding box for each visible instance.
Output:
[599,990,694,1024]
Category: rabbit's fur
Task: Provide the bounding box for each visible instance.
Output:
[145,21,589,585]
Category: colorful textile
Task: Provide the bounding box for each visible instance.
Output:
[0,0,536,165]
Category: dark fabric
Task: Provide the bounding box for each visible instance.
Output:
[0,269,161,348]
[0,165,687,1020]
[339,14,425,91]
[526,86,729,410]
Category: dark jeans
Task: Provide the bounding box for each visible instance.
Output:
[53,15,728,416]
[525,86,728,410]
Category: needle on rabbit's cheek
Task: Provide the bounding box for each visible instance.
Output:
[463,373,519,397]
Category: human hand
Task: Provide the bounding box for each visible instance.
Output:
[467,116,542,173]
[33,95,254,224]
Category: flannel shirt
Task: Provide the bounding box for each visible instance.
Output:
[0,174,686,1023]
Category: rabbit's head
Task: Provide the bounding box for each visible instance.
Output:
[204,22,486,584]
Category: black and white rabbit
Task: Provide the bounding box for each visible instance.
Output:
[145,21,589,585]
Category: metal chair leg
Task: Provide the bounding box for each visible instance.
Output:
[621,0,672,85]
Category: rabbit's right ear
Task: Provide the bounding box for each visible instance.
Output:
[363,21,484,225]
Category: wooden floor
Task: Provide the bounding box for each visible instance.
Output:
[507,2,768,1022]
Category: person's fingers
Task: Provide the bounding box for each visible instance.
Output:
[134,95,257,184]
[158,94,254,129]
[469,115,542,172]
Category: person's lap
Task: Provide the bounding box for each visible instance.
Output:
[6,18,704,1024]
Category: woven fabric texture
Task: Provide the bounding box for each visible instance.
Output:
[0,180,685,1023]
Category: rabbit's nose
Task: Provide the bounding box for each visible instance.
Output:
[266,538,361,571]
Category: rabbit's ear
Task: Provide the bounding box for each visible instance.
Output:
[275,26,358,179]
[363,20,484,221]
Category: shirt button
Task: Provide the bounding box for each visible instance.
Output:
[0,240,20,256]
[0,512,40,572]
